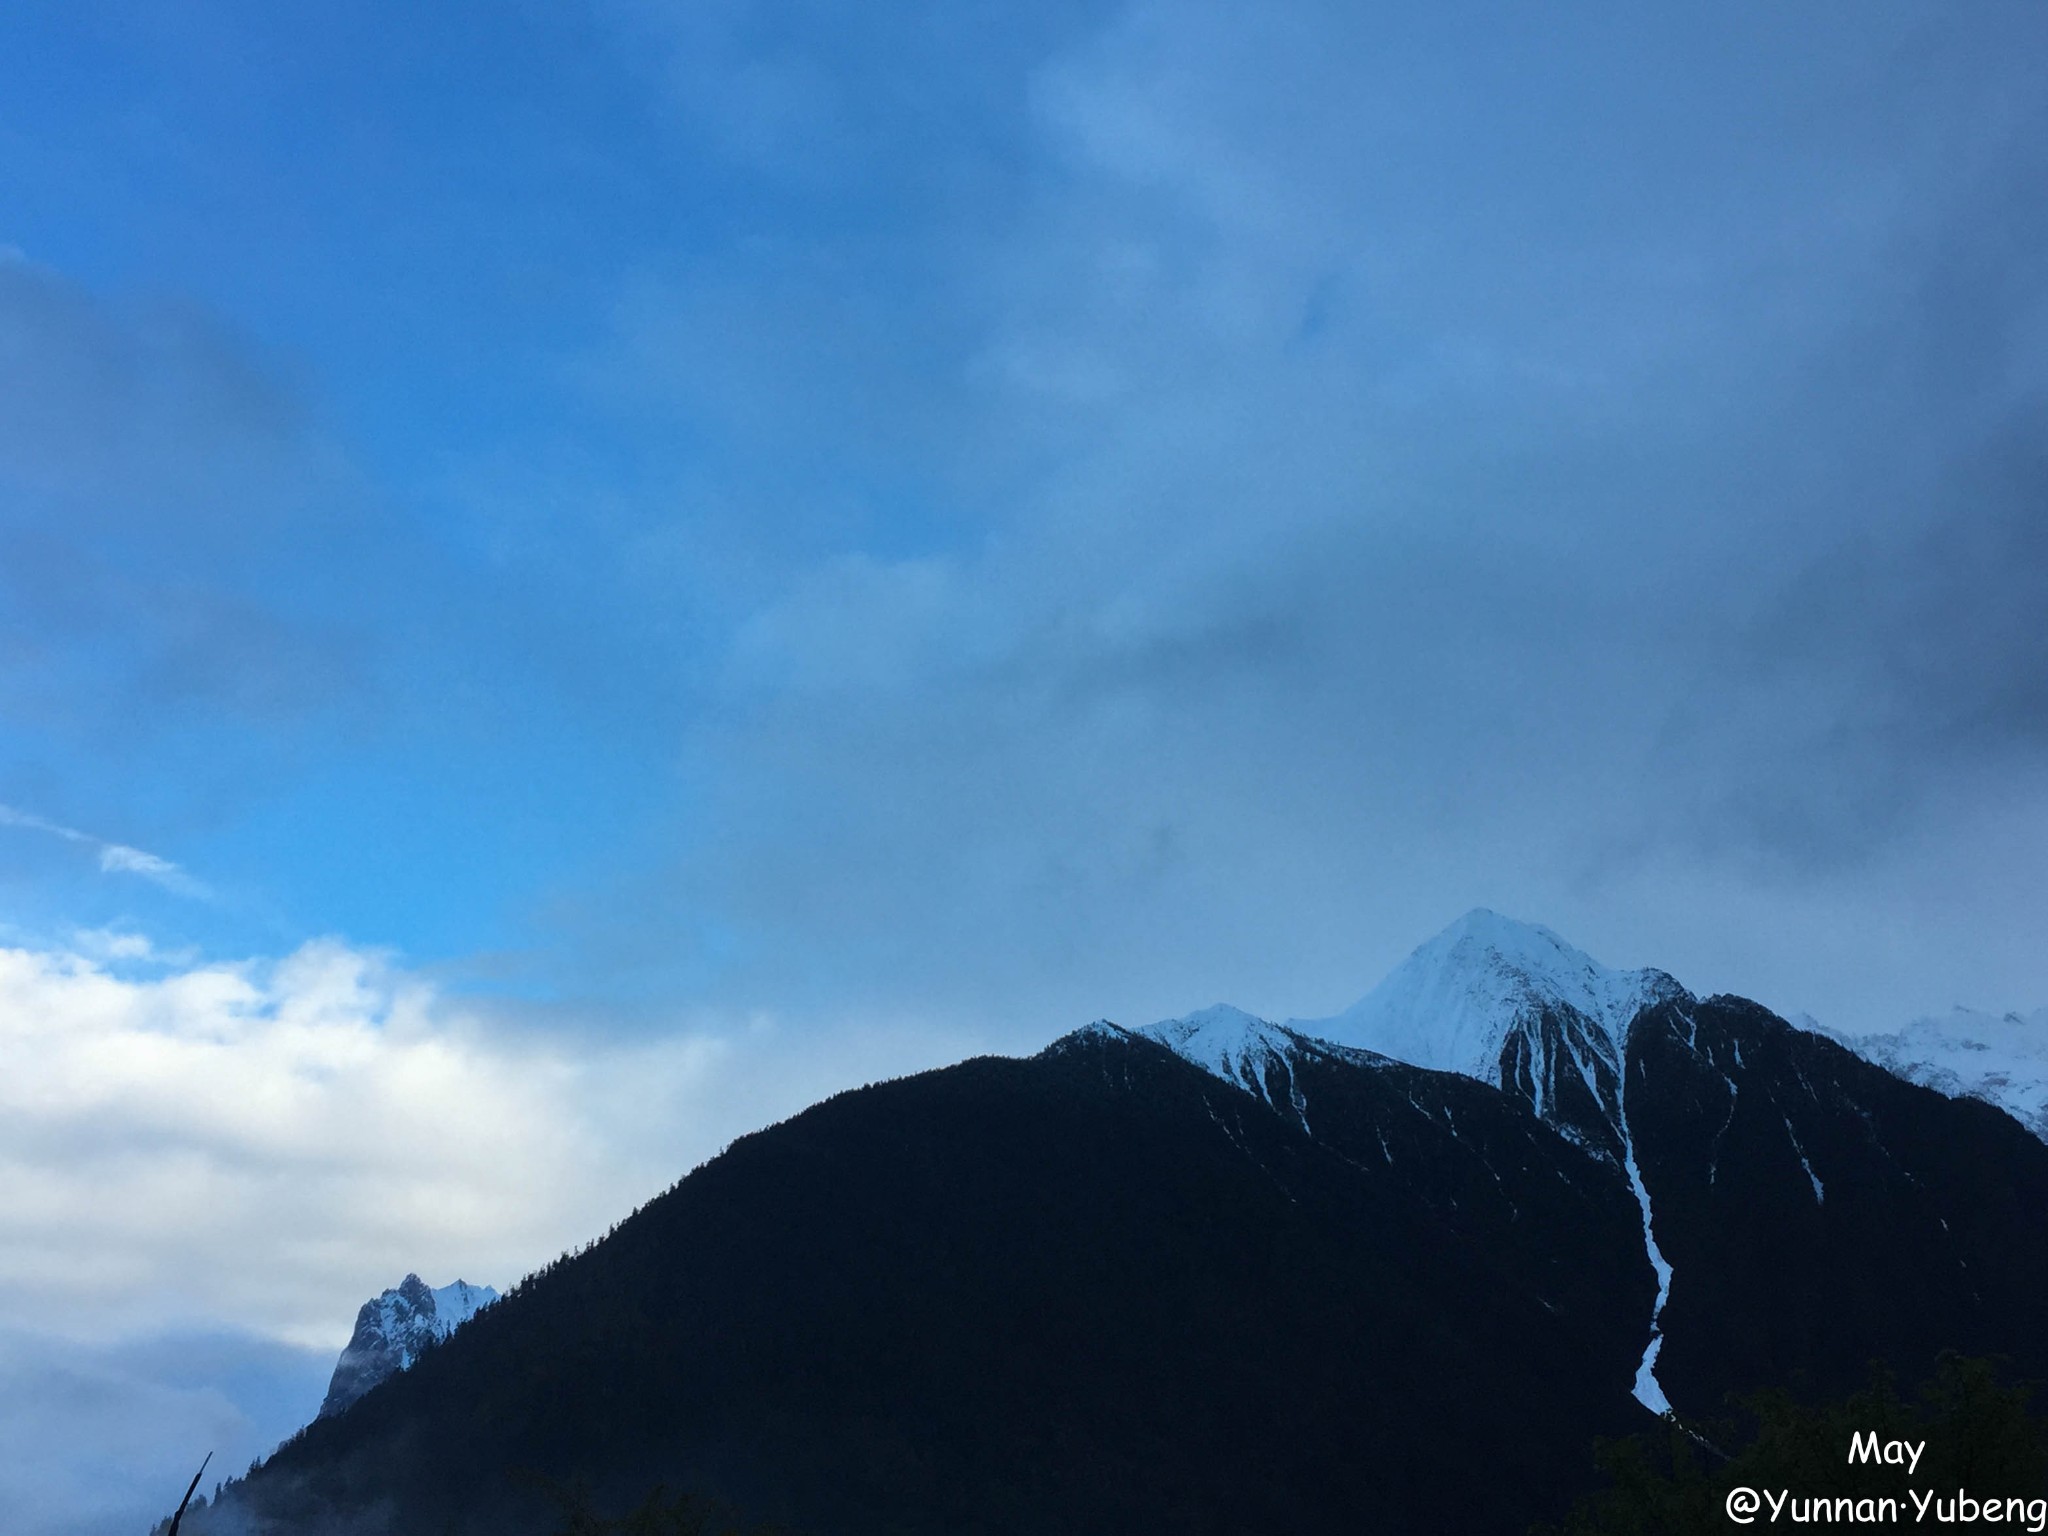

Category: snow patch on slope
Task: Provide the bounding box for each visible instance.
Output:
[1783,1116,1825,1204]
[1145,1006,1293,1095]
[1138,1005,1345,1132]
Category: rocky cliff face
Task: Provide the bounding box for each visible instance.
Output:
[318,1273,497,1419]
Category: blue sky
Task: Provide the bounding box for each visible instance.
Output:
[3,2,2048,1528]
[2,2,712,967]
[7,0,2045,1025]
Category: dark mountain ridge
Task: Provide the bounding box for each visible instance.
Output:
[1627,992,2048,1408]
[176,918,2048,1535]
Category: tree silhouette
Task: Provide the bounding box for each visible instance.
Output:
[1539,1355,2048,1535]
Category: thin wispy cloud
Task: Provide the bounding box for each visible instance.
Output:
[0,804,210,901]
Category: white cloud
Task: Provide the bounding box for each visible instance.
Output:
[0,934,973,1351]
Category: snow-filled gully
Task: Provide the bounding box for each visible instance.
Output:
[1620,1133,1675,1414]
[1614,1046,1674,1415]
[1561,1027,1673,1415]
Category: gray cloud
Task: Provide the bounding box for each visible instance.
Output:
[1652,112,2048,871]
[556,0,2048,1032]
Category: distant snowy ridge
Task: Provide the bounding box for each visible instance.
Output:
[1813,1006,2048,1143]
[318,1273,498,1419]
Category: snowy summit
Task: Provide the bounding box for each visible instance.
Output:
[1134,909,1695,1417]
[1309,908,1683,1080]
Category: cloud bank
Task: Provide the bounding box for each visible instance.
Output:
[0,934,967,1349]
[0,924,976,1536]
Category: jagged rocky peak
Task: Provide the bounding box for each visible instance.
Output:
[1307,909,1689,1159]
[317,1273,498,1419]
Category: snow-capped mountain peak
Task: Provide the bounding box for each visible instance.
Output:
[1143,1004,1292,1078]
[1311,908,1684,1078]
[1063,912,2044,1430]
[317,1273,498,1419]
[1302,910,1691,1410]
[1134,1004,1324,1117]
[1112,912,1690,1155]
